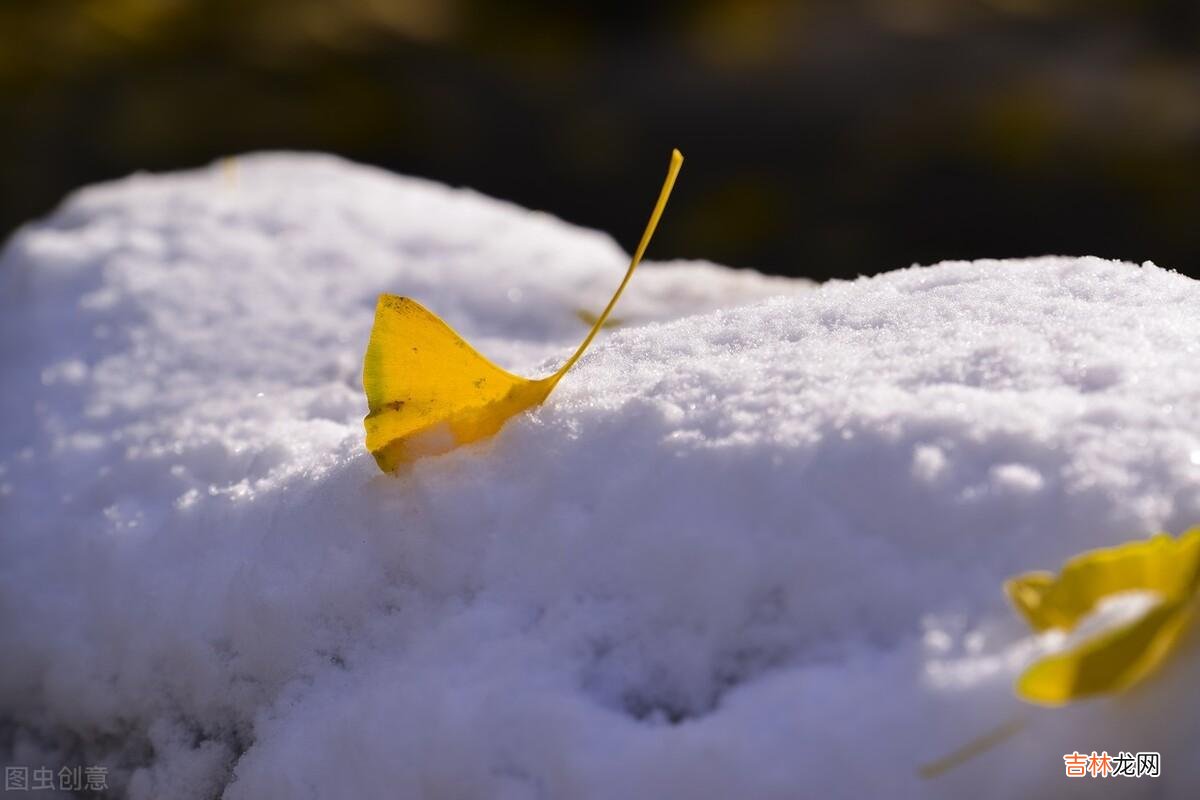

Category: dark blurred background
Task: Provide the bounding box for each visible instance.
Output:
[2,0,1199,280]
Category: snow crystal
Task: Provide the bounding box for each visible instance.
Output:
[2,153,1198,799]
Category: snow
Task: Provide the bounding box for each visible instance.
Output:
[2,153,1199,799]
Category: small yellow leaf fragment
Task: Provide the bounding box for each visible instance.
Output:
[574,308,624,329]
[1006,528,1200,705]
[363,149,684,472]
[220,156,239,188]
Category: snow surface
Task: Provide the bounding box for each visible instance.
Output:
[2,153,1199,799]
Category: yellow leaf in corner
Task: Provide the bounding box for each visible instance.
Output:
[363,149,683,472]
[1005,528,1200,705]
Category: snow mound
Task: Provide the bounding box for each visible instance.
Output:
[2,153,1198,799]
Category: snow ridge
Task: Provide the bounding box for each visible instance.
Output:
[2,154,1198,799]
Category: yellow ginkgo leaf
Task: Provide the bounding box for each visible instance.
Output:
[363,149,683,472]
[1016,598,1193,705]
[1005,532,1200,632]
[1006,528,1200,705]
